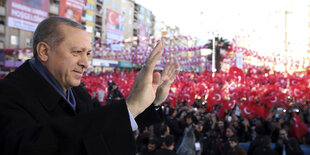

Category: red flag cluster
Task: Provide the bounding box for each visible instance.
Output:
[82,66,310,120]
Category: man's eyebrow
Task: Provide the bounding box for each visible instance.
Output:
[70,47,90,52]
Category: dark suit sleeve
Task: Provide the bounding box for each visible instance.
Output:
[135,104,164,129]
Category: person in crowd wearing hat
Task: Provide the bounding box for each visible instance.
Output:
[0,16,179,154]
[105,80,125,104]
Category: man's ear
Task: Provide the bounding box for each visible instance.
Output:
[36,42,50,62]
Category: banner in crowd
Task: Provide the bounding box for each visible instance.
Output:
[59,0,85,23]
[106,9,123,51]
[8,0,49,32]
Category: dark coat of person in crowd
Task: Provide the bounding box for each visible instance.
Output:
[226,137,247,155]
[90,91,101,107]
[155,135,177,155]
[140,138,161,155]
[275,129,304,155]
[253,136,278,155]
[201,130,222,155]
[165,108,184,147]
[222,126,238,155]
[247,121,270,155]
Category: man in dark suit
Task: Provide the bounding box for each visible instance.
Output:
[275,129,304,155]
[253,136,278,155]
[0,16,179,154]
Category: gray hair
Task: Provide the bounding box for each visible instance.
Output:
[32,16,86,59]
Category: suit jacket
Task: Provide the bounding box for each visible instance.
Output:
[227,146,247,155]
[275,138,304,155]
[155,148,177,155]
[0,60,161,155]
[253,146,278,155]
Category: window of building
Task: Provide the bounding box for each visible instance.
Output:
[105,0,109,5]
[25,38,31,47]
[138,14,144,21]
[140,7,144,13]
[10,35,18,46]
[122,8,126,14]
[147,10,151,17]
[113,3,118,9]
[87,3,94,10]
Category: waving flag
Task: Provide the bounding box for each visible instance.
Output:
[291,113,308,138]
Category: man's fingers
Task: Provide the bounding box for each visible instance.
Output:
[143,42,163,75]
[144,41,163,66]
[165,60,174,76]
[164,60,179,79]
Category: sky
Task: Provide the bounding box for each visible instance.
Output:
[135,0,308,53]
[135,0,287,40]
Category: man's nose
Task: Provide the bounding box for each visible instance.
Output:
[79,53,89,69]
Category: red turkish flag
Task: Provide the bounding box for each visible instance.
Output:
[229,66,245,83]
[217,100,236,119]
[206,91,222,112]
[291,113,308,138]
[239,102,256,119]
[252,104,270,120]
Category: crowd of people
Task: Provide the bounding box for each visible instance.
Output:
[81,67,310,155]
[133,99,308,155]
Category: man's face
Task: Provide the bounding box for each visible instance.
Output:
[44,25,91,91]
[186,117,193,125]
[226,128,234,137]
[229,141,237,148]
[279,130,288,139]
[148,143,156,151]
[218,121,224,128]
